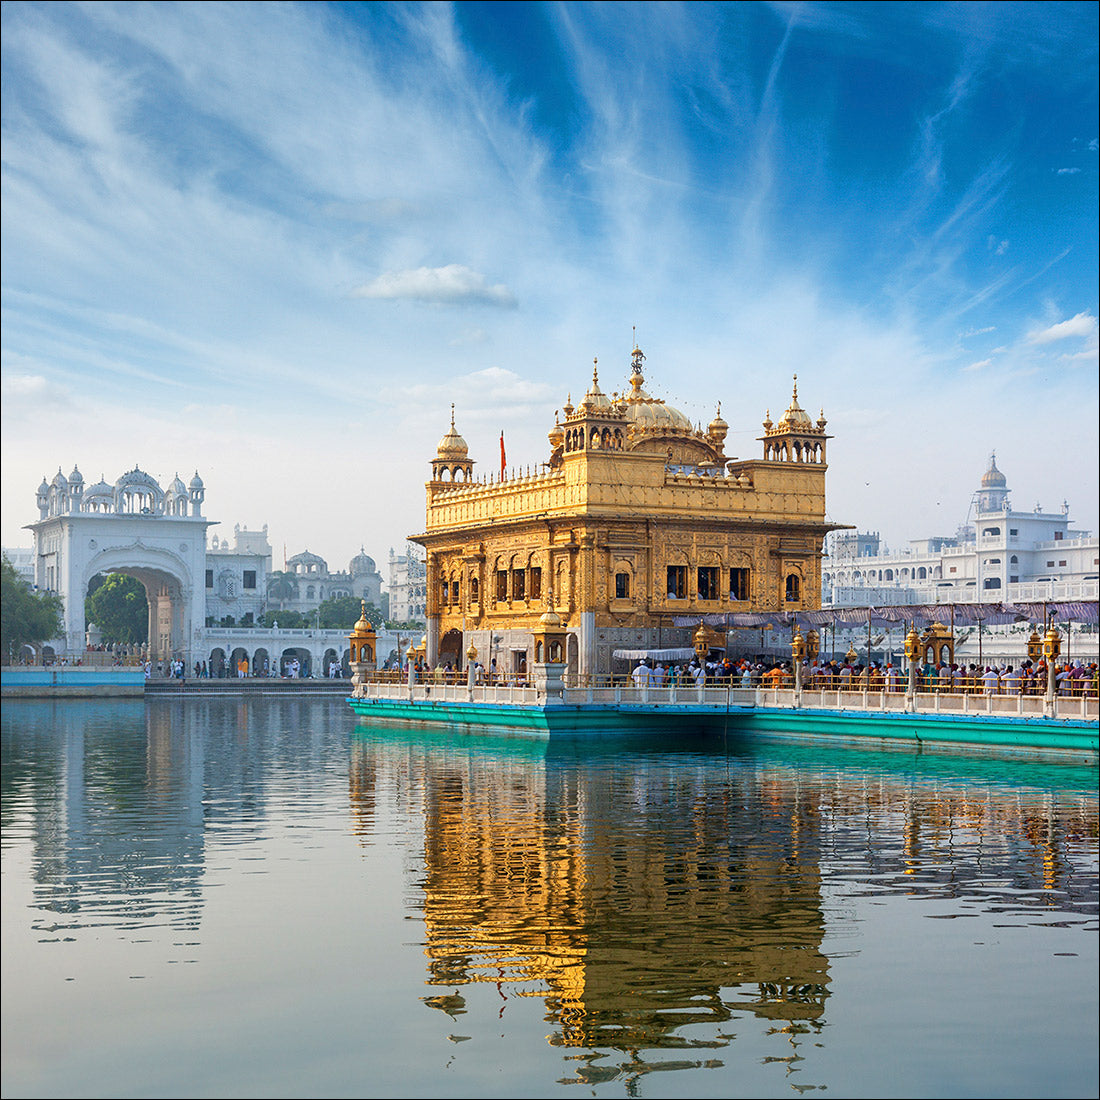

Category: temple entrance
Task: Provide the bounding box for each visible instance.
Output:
[511,650,528,680]
[439,628,463,670]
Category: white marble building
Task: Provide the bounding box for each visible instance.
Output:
[387,544,426,624]
[267,549,383,617]
[823,455,1098,606]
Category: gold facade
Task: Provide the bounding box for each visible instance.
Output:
[413,348,839,677]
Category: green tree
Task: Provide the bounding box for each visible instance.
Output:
[317,597,383,630]
[259,609,308,628]
[1,555,64,662]
[85,573,148,645]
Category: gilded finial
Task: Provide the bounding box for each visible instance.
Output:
[450,403,455,428]
[593,357,599,385]
[792,374,798,400]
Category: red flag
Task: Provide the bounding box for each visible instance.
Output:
[500,431,506,479]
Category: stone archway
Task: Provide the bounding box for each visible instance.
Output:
[280,647,311,678]
[322,647,339,678]
[230,646,250,678]
[82,546,199,668]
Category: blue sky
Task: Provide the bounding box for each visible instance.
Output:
[3,1,1097,568]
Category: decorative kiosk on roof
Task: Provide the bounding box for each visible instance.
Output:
[410,342,841,681]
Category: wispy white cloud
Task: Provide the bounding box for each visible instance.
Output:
[1026,312,1098,344]
[1,2,1096,559]
[352,265,518,308]
[1055,167,1081,175]
[0,372,73,410]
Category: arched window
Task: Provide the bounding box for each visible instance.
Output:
[785,574,801,602]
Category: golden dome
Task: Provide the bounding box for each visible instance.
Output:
[351,600,375,637]
[981,453,1007,488]
[708,403,728,433]
[436,405,469,459]
[620,347,693,431]
[777,376,812,428]
[539,608,563,628]
[548,413,564,448]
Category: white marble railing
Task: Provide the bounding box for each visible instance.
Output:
[352,679,1098,720]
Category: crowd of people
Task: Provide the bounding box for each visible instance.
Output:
[623,655,1099,697]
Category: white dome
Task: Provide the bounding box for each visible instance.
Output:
[350,549,376,574]
[115,467,161,493]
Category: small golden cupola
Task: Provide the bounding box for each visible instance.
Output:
[431,404,475,483]
[760,376,829,464]
[579,358,614,412]
[706,403,729,454]
[563,359,626,455]
[348,600,377,667]
[547,412,565,469]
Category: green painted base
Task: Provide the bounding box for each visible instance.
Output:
[347,696,1098,758]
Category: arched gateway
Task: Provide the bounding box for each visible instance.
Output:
[28,466,212,666]
[28,464,382,675]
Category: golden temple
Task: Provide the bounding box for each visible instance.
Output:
[412,344,840,679]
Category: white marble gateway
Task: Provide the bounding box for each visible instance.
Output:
[24,465,386,673]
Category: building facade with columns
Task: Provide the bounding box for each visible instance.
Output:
[412,346,841,681]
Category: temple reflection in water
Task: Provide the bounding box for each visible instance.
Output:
[348,729,1098,1061]
[3,699,1094,1087]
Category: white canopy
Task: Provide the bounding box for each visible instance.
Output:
[612,647,695,662]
